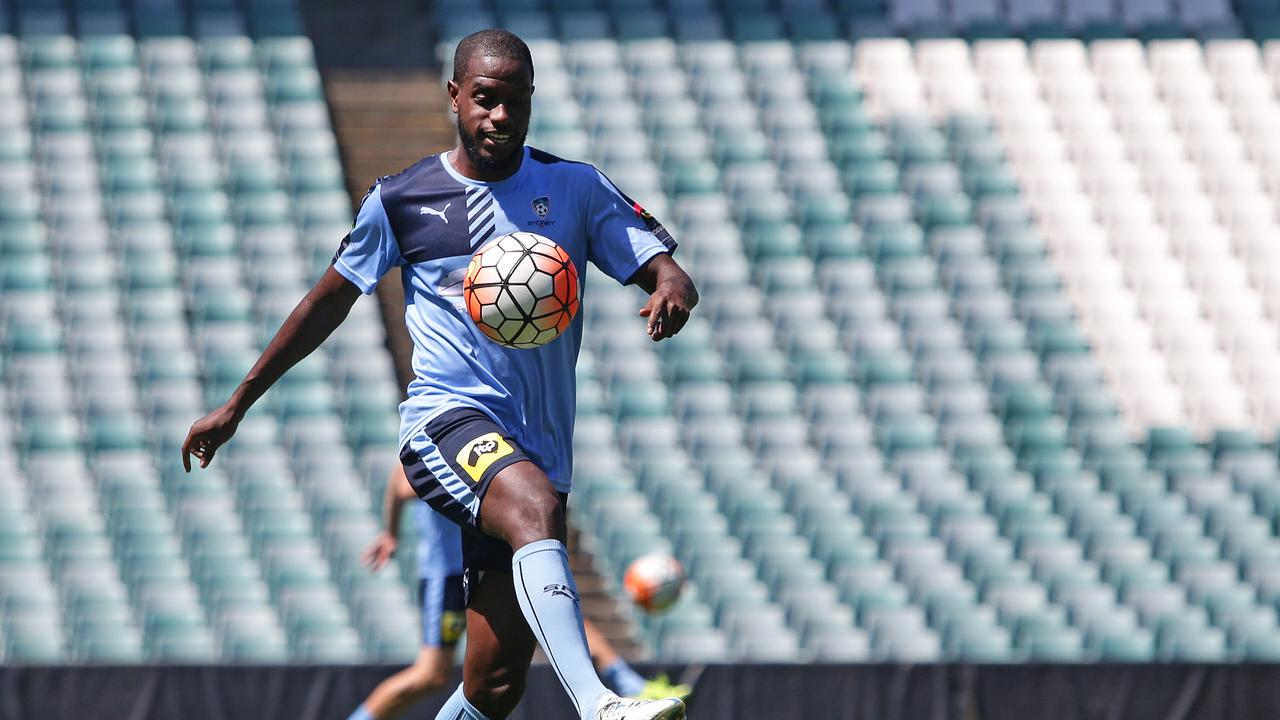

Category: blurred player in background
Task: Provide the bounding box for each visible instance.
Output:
[346,466,690,720]
[183,27,697,720]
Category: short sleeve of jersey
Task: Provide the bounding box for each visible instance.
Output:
[332,183,402,295]
[585,168,677,285]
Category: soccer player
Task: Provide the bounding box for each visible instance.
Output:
[346,465,691,720]
[182,27,697,720]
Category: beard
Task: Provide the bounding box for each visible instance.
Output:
[457,115,526,173]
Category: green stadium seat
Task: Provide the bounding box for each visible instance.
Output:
[86,415,148,454]
[953,628,1017,661]
[1242,633,1280,660]
[1094,629,1157,661]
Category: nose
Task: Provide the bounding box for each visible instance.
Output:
[489,102,508,126]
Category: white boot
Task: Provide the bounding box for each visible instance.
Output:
[592,691,686,720]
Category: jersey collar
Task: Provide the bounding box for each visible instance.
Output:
[440,147,530,188]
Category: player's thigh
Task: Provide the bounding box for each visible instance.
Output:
[477,459,567,547]
[462,570,537,696]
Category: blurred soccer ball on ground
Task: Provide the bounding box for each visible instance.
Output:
[623,553,686,614]
[464,232,580,349]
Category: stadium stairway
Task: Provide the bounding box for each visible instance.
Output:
[324,69,452,393]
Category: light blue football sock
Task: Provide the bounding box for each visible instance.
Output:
[601,658,647,698]
[512,539,611,719]
[434,684,493,720]
[347,703,374,720]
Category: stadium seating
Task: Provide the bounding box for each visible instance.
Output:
[0,16,415,662]
[489,31,1280,662]
[6,0,1280,668]
[439,0,1254,44]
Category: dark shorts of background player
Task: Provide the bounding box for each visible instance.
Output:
[400,407,534,602]
[419,575,466,647]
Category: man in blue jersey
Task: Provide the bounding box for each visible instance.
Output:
[347,464,690,720]
[182,27,697,720]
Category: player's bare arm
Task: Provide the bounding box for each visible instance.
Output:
[181,266,363,471]
[364,465,419,571]
[630,253,698,341]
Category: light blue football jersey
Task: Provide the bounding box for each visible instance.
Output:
[333,147,676,492]
[413,501,463,579]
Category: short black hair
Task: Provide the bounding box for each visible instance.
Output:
[452,29,534,83]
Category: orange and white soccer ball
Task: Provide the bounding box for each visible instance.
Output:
[623,553,686,614]
[464,232,580,349]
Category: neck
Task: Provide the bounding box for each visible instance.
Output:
[450,143,524,182]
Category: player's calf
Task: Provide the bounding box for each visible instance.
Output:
[459,570,538,719]
[400,661,451,700]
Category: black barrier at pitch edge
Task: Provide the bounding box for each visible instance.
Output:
[3,664,1280,720]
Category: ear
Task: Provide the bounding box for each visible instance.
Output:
[447,79,461,113]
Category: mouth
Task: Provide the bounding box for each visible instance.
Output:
[482,131,515,149]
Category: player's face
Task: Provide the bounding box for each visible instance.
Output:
[449,55,533,178]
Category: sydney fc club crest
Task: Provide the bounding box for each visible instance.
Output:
[529,196,554,226]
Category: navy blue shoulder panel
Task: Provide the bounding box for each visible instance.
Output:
[528,147,570,166]
[527,147,596,172]
[377,154,473,265]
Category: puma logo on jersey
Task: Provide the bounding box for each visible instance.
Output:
[420,203,450,222]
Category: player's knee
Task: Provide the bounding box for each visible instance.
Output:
[466,664,528,717]
[503,487,564,547]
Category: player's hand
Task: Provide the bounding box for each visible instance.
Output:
[639,277,697,342]
[363,532,398,571]
[181,404,240,471]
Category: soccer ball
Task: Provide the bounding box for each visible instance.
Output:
[463,232,580,349]
[623,553,686,614]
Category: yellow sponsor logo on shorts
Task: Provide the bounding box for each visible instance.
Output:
[456,432,514,483]
[441,610,466,644]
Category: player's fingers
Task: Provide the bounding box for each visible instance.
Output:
[649,307,668,340]
[200,442,217,468]
[667,307,689,336]
[657,304,682,339]
[181,430,197,472]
